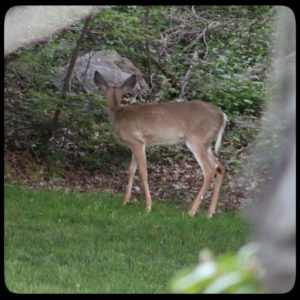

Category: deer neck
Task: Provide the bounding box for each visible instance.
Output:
[107,88,124,123]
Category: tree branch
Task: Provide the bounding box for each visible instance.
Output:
[180,50,199,99]
[150,54,178,87]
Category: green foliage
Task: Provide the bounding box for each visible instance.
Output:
[169,243,265,293]
[5,5,275,169]
[13,32,79,88]
[185,6,274,115]
[5,185,248,293]
[90,6,167,70]
[16,88,126,169]
[91,6,274,114]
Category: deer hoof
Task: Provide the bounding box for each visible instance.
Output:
[146,206,152,213]
[124,195,131,204]
[207,212,214,219]
[188,210,196,217]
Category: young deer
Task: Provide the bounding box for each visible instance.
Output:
[94,71,227,217]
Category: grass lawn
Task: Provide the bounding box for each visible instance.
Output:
[4,185,249,293]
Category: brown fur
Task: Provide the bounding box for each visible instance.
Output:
[94,71,226,217]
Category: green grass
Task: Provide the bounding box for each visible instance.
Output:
[4,185,249,293]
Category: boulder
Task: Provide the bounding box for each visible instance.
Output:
[52,50,149,96]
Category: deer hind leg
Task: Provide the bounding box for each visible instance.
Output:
[124,153,137,205]
[129,143,152,213]
[186,141,216,217]
[207,150,225,218]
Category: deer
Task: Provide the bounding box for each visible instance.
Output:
[94,71,227,217]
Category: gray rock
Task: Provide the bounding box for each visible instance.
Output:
[52,50,149,96]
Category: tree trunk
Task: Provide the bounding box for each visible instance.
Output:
[143,7,153,88]
[51,15,92,134]
[180,51,199,99]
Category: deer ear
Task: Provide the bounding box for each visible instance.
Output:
[94,71,109,91]
[121,74,137,91]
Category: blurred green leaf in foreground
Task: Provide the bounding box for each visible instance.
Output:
[169,242,265,293]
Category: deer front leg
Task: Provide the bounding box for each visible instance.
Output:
[131,143,152,213]
[124,153,138,205]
